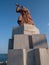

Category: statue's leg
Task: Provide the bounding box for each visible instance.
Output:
[18,14,22,21]
[18,14,23,25]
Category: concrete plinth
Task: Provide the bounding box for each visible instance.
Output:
[14,35,29,49]
[8,39,13,49]
[39,48,49,65]
[27,48,49,65]
[12,24,40,37]
[7,48,49,65]
[7,49,27,65]
[32,34,48,48]
[8,34,48,49]
[8,23,49,65]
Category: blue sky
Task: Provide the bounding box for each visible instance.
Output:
[0,0,49,53]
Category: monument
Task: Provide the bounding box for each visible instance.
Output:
[16,4,34,25]
[7,4,49,65]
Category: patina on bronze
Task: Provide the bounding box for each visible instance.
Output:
[16,4,34,25]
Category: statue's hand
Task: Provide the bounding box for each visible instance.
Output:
[16,4,20,7]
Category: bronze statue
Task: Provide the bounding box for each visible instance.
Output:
[16,4,34,25]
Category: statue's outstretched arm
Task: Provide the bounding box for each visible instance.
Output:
[16,4,20,7]
[16,4,20,12]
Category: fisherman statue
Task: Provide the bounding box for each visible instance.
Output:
[16,4,34,25]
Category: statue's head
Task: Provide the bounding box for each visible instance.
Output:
[21,6,26,10]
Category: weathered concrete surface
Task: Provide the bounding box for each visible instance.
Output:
[27,48,49,65]
[7,49,27,65]
[8,34,48,49]
[27,49,40,65]
[13,35,29,49]
[7,48,49,65]
[32,34,48,48]
[13,34,48,49]
[39,48,49,65]
[12,24,40,37]
[8,39,13,49]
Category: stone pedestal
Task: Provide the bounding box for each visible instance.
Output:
[8,24,49,65]
[7,49,27,65]
[32,34,48,48]
[12,24,40,37]
[8,34,48,49]
[27,48,49,65]
[7,48,49,65]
